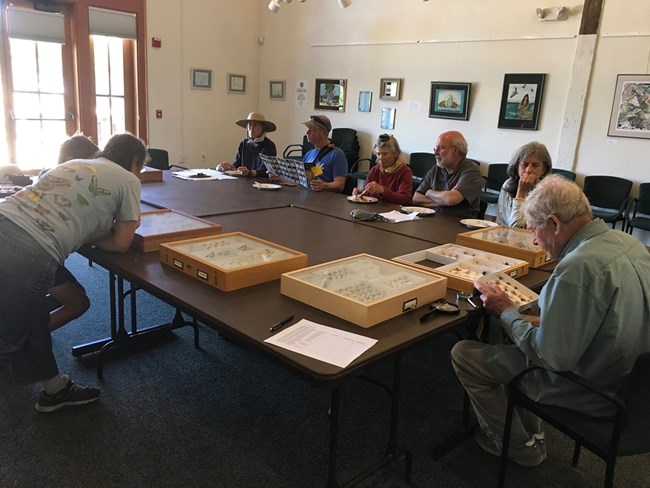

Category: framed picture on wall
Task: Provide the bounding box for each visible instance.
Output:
[429,82,471,120]
[607,74,650,139]
[228,73,246,94]
[380,107,396,130]
[497,73,546,130]
[315,79,346,111]
[429,81,472,120]
[358,91,372,112]
[191,68,212,90]
[269,80,285,100]
[380,78,402,101]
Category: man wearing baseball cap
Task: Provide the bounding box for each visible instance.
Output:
[217,112,277,178]
[302,115,348,192]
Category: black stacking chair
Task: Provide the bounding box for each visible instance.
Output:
[625,183,650,235]
[283,135,314,161]
[349,154,377,185]
[582,175,633,229]
[147,148,170,170]
[479,163,509,207]
[498,353,650,488]
[331,128,360,172]
[409,152,437,193]
[551,168,577,181]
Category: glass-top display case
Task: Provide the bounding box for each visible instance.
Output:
[281,254,447,328]
[132,209,222,252]
[160,232,308,291]
[456,226,552,268]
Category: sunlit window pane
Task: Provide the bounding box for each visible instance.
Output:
[10,39,38,92]
[41,94,65,119]
[37,42,64,93]
[0,69,8,165]
[96,96,111,148]
[109,38,124,96]
[111,96,125,133]
[13,92,41,118]
[15,120,65,170]
[93,36,110,95]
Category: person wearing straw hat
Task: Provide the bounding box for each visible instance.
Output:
[217,112,277,178]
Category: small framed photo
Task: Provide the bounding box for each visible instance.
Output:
[315,78,346,112]
[380,78,402,101]
[191,68,212,90]
[358,91,372,112]
[498,73,546,130]
[607,74,650,139]
[429,82,471,120]
[228,73,246,94]
[269,80,285,100]
[380,107,396,130]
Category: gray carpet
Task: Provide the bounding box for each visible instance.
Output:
[1,253,649,487]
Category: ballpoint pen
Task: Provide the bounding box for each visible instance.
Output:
[270,315,295,332]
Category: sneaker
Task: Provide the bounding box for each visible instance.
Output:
[473,427,546,467]
[35,380,100,413]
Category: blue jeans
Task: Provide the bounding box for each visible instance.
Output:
[0,214,59,383]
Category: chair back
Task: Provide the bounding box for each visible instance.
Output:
[331,128,360,172]
[283,135,314,160]
[409,152,437,179]
[147,148,170,170]
[583,175,632,210]
[619,352,650,456]
[551,168,577,181]
[485,163,509,192]
[636,183,650,215]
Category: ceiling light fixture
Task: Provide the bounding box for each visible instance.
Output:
[338,0,352,8]
[268,0,352,13]
[268,0,281,13]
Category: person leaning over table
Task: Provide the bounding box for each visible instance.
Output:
[411,130,482,218]
[217,112,277,178]
[352,133,413,205]
[302,115,348,192]
[45,134,101,332]
[496,141,552,228]
[450,175,650,468]
[0,132,147,413]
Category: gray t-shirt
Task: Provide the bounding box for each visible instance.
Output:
[0,157,141,263]
[415,157,482,218]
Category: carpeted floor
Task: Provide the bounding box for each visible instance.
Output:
[1,253,649,487]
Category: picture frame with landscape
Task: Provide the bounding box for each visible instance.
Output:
[315,79,346,112]
[497,73,546,131]
[429,82,471,120]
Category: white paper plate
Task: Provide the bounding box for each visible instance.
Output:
[460,219,499,229]
[400,206,436,216]
[347,195,378,204]
[253,183,282,191]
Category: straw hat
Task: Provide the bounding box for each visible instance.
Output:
[235,112,276,133]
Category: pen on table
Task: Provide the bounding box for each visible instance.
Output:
[270,315,294,333]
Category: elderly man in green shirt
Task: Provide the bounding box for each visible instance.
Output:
[451,175,650,467]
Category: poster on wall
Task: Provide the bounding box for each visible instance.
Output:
[607,74,650,139]
[295,80,308,108]
[497,73,546,131]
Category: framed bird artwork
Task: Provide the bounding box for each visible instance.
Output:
[498,73,546,130]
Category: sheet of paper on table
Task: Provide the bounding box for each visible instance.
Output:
[378,210,419,223]
[264,319,378,368]
[172,169,235,181]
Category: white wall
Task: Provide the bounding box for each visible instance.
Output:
[146,0,650,240]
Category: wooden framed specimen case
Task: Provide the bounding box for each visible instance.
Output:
[281,254,447,328]
[132,209,223,252]
[456,226,552,268]
[159,232,308,291]
[476,271,539,311]
[138,166,164,182]
[392,243,529,292]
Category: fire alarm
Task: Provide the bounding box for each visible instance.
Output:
[152,38,162,48]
